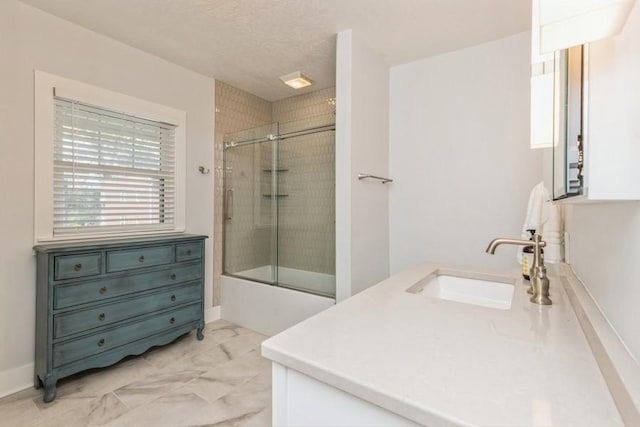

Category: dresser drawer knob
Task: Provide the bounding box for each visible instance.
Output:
[171,295,176,302]
[170,317,175,324]
[98,338,105,347]
[170,273,177,280]
[138,255,145,262]
[186,249,192,256]
[98,313,105,321]
[99,286,107,295]
[74,263,82,271]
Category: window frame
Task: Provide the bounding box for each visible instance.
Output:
[34,70,186,244]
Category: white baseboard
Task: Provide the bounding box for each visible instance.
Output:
[0,362,34,399]
[205,305,221,323]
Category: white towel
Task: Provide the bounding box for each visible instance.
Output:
[518,182,563,264]
[541,198,563,263]
[523,182,549,232]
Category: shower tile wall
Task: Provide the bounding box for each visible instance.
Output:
[214,81,272,304]
[272,87,336,276]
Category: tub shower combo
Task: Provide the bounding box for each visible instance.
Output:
[221,112,336,331]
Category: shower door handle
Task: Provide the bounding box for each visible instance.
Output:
[225,189,234,220]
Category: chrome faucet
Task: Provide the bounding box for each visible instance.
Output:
[486,234,552,305]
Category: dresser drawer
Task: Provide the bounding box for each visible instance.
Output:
[106,245,173,272]
[176,242,202,262]
[53,303,201,368]
[54,283,202,339]
[54,253,101,280]
[54,262,202,309]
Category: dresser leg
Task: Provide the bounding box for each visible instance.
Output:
[196,324,204,341]
[43,375,57,403]
[34,374,42,389]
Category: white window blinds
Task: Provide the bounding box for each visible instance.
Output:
[53,97,177,236]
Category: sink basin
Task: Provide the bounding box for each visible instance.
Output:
[406,269,515,310]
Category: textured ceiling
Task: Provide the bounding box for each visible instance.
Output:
[20,0,531,101]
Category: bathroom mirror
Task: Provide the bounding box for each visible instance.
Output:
[552,45,586,200]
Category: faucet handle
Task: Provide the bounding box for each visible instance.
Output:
[532,233,547,248]
[531,234,546,267]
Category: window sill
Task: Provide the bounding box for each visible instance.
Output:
[34,228,187,247]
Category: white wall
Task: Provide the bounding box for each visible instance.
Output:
[0,1,214,397]
[389,32,543,274]
[565,1,640,361]
[585,0,640,200]
[336,30,390,301]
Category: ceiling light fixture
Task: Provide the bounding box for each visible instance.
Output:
[279,71,313,89]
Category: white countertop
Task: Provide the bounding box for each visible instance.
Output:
[261,262,624,426]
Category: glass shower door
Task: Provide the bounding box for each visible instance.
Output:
[223,114,336,298]
[275,114,336,297]
[223,123,278,284]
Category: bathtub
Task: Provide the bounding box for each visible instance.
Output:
[221,266,335,336]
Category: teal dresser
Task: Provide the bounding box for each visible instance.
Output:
[34,234,207,402]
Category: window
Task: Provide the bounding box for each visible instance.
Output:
[53,98,176,234]
[35,71,186,242]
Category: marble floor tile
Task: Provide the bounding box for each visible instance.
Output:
[104,390,212,427]
[217,331,268,360]
[177,349,269,404]
[239,407,272,427]
[185,371,272,426]
[0,320,272,427]
[142,331,211,369]
[35,357,160,413]
[33,389,100,420]
[75,356,162,396]
[224,370,272,404]
[160,328,267,374]
[187,409,267,427]
[204,349,271,382]
[159,341,236,373]
[201,320,266,341]
[141,320,250,370]
[114,369,205,409]
[0,388,43,427]
[32,356,160,419]
[34,392,129,427]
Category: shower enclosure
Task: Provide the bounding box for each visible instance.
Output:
[223,113,335,298]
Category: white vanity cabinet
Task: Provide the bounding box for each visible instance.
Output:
[271,363,420,427]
